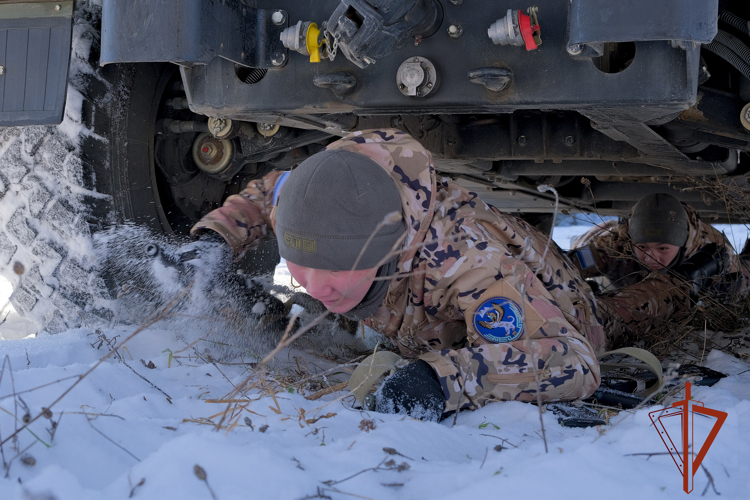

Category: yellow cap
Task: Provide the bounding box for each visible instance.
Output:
[305,22,321,63]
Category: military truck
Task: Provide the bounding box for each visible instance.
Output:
[0,0,748,332]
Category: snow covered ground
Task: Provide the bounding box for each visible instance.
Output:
[1,324,749,500]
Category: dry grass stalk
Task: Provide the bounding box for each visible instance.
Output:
[304,382,349,401]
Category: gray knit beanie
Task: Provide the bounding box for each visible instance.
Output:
[275,150,405,270]
[629,193,689,246]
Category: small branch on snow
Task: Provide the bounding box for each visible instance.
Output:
[128,477,145,498]
[86,416,140,462]
[479,447,489,469]
[480,434,519,448]
[625,451,720,496]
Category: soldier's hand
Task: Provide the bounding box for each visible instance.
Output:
[673,243,725,286]
[370,360,446,422]
[672,243,728,300]
[189,196,266,258]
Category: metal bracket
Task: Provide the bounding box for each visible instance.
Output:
[100,0,288,68]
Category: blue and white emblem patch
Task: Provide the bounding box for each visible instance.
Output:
[473,297,525,343]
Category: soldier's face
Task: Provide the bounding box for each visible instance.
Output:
[634,242,680,270]
[286,261,378,313]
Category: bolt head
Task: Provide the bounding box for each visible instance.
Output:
[448,24,463,38]
[271,10,285,25]
[518,135,527,145]
[271,52,286,66]
[199,141,218,161]
[567,44,583,56]
[564,136,575,146]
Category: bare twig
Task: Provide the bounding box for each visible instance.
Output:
[121,358,172,401]
[322,458,388,486]
[3,441,36,479]
[480,434,518,448]
[479,446,488,469]
[305,382,349,401]
[86,416,140,462]
[0,375,80,402]
[129,477,146,498]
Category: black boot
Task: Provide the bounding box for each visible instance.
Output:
[373,360,446,422]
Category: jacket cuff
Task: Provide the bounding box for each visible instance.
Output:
[418,351,471,412]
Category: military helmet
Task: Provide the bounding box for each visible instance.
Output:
[628,193,689,246]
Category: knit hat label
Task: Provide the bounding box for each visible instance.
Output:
[283,231,316,254]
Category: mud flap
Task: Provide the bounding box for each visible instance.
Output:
[0,1,73,126]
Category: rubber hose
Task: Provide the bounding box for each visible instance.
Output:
[714,30,750,66]
[719,11,750,37]
[704,41,750,80]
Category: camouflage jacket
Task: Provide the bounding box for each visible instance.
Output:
[193,129,605,411]
[571,206,748,289]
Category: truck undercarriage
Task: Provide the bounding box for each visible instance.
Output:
[99,0,750,227]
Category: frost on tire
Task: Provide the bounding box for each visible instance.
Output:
[0,2,114,334]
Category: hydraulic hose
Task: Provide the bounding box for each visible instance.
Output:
[704,40,750,81]
[719,11,750,37]
[714,30,750,66]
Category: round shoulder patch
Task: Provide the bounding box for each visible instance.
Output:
[473,297,525,343]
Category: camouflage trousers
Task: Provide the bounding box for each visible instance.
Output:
[418,273,691,413]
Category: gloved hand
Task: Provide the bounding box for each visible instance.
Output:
[367,360,446,422]
[189,195,266,258]
[672,243,726,293]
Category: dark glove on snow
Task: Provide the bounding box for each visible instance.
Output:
[372,360,446,422]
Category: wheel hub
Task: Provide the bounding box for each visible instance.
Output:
[192,133,233,174]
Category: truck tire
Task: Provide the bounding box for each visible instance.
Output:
[0,3,279,334]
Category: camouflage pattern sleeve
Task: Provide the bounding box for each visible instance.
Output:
[189,171,286,256]
[570,220,636,281]
[417,245,601,412]
[595,272,692,347]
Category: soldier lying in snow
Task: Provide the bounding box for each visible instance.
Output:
[569,192,750,294]
[191,129,719,421]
